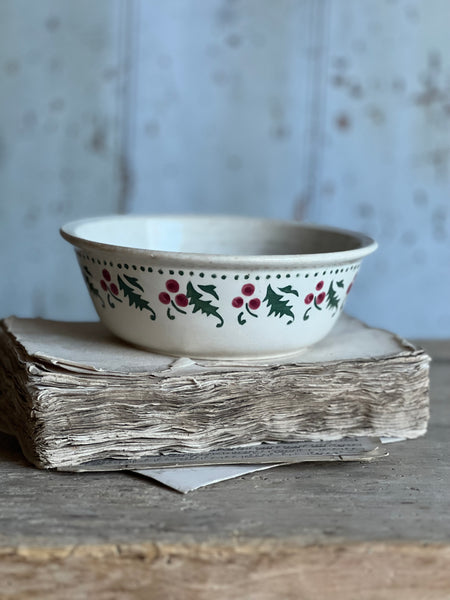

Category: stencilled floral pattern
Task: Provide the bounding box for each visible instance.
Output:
[156,279,224,327]
[117,273,156,319]
[82,266,105,308]
[232,284,261,324]
[100,269,122,308]
[264,284,298,325]
[82,265,156,319]
[185,281,224,328]
[79,253,358,330]
[302,279,346,321]
[159,279,189,320]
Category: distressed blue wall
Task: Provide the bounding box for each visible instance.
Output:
[1,0,449,338]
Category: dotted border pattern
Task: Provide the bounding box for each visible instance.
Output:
[77,251,360,280]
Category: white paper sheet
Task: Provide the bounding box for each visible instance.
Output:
[134,464,282,493]
[4,314,416,375]
[132,437,388,492]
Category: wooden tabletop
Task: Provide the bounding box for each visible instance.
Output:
[1,340,449,600]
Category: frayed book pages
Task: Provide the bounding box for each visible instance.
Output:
[0,315,430,470]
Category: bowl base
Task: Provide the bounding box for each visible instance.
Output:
[123,336,309,363]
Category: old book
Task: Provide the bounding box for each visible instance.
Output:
[0,314,430,470]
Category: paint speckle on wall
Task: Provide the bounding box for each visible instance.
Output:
[335,113,352,130]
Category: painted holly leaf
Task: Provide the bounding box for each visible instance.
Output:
[186,282,224,328]
[326,281,340,311]
[264,284,295,324]
[118,275,156,319]
[278,285,299,297]
[336,279,344,288]
[123,274,144,292]
[83,266,105,308]
[198,284,219,301]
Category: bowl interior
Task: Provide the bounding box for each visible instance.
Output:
[63,215,371,256]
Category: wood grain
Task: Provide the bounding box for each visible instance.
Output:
[1,542,450,600]
[0,343,448,598]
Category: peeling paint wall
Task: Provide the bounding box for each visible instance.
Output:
[0,0,449,337]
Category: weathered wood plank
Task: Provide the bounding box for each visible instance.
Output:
[0,342,449,597]
[1,542,449,600]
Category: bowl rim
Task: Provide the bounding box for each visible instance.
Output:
[60,214,378,268]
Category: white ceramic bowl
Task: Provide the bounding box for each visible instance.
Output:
[61,215,377,359]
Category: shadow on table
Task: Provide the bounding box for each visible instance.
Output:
[0,431,31,468]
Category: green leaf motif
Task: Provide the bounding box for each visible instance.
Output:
[336,279,344,288]
[198,284,219,301]
[326,281,340,311]
[264,284,295,324]
[118,275,156,319]
[186,282,224,328]
[83,267,105,308]
[278,285,299,297]
[123,274,144,292]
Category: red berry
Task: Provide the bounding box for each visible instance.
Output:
[102,269,111,282]
[304,293,314,305]
[166,279,179,293]
[159,292,171,305]
[347,283,353,295]
[100,280,108,291]
[175,293,188,307]
[242,283,255,296]
[110,283,119,295]
[232,296,244,308]
[248,298,261,310]
[316,291,326,304]
[316,280,324,291]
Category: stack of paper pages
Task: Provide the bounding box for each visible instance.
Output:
[0,315,430,471]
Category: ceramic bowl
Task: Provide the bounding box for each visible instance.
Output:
[61,215,377,359]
